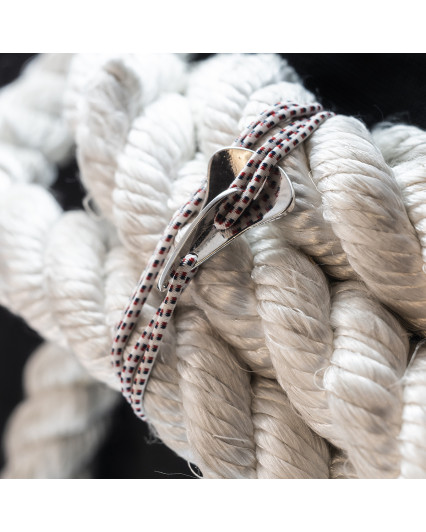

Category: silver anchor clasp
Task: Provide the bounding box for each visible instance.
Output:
[157,147,295,292]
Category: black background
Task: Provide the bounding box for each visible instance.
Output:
[1,53,425,478]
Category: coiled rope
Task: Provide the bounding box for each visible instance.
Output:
[2,53,426,478]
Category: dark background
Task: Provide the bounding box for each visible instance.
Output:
[1,53,425,478]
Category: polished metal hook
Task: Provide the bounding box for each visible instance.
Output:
[157,147,295,292]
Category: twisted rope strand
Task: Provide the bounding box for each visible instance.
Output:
[239,83,355,279]
[2,342,117,479]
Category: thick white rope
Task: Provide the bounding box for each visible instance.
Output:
[70,52,336,476]
[68,53,332,478]
[175,301,330,478]
[0,54,119,478]
[0,54,74,166]
[372,123,426,265]
[188,56,426,477]
[0,54,198,473]
[1,341,117,479]
[72,53,189,225]
[306,116,426,334]
[2,53,426,478]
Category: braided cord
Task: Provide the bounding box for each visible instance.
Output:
[111,187,206,414]
[112,101,334,420]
